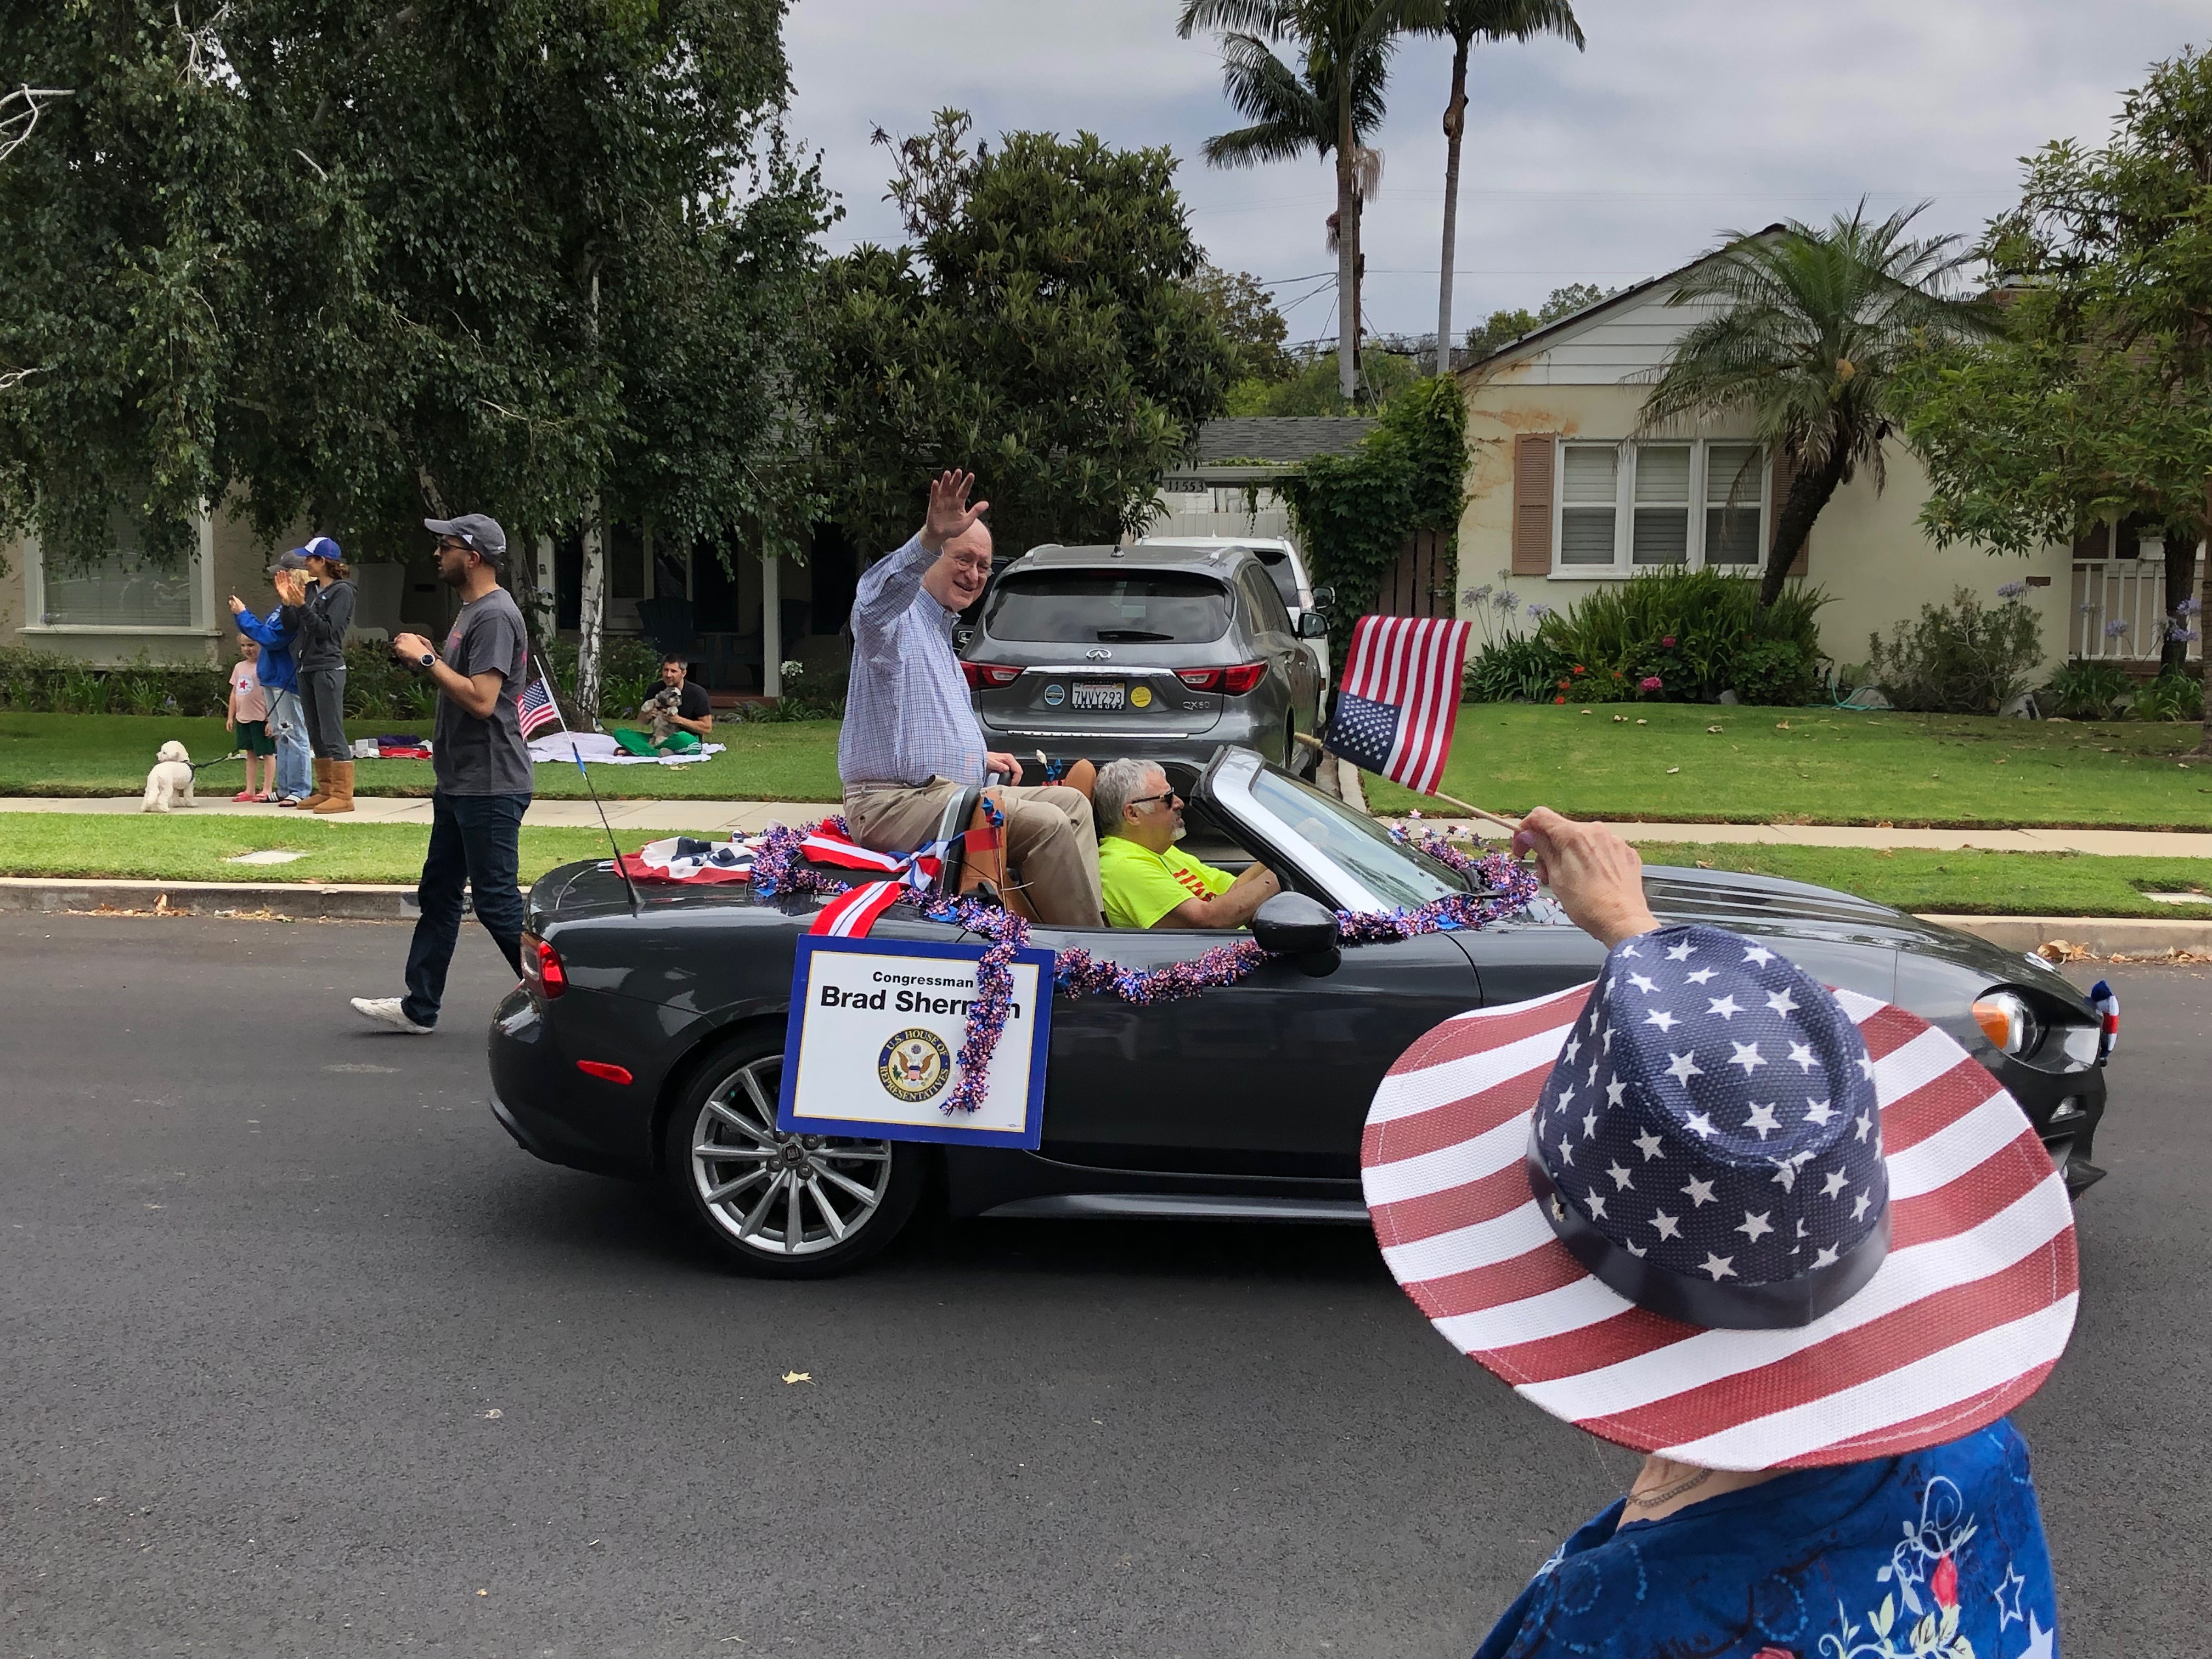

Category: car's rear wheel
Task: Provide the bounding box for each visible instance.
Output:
[662,1036,925,1278]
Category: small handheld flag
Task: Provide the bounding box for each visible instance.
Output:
[519,664,564,739]
[1323,614,1472,797]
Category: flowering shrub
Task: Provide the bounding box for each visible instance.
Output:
[1867,588,2044,714]
[1532,566,1829,703]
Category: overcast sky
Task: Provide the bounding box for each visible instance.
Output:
[785,0,2205,348]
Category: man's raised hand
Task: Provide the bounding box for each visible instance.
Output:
[1512,806,1659,949]
[921,470,990,553]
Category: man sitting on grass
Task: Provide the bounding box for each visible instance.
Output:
[1092,757,1280,930]
[614,654,714,756]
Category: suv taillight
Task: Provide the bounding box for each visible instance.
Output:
[960,662,1022,690]
[520,930,567,999]
[1178,663,1267,695]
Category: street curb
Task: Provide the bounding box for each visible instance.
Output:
[0,876,512,921]
[2,876,2207,951]
[1915,914,2212,955]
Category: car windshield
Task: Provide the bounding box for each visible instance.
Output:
[1245,767,1477,911]
[985,572,1233,644]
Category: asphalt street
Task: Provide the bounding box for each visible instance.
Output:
[3,913,2204,1658]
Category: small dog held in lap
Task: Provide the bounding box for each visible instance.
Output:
[142,741,198,812]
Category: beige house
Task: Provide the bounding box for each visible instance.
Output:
[1454,262,2199,675]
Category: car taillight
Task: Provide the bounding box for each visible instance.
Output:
[960,662,1022,689]
[521,931,567,999]
[1175,663,1267,695]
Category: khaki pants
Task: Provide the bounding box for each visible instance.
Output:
[843,778,1103,928]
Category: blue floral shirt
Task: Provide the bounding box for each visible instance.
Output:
[1473,1420,2058,1659]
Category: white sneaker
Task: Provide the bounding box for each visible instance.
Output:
[351,996,435,1034]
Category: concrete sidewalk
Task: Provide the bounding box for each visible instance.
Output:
[2,794,2208,856]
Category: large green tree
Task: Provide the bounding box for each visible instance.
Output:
[1920,45,2212,747]
[1180,0,1445,403]
[1639,203,1995,609]
[812,111,1236,558]
[0,1,825,718]
[1416,0,1583,377]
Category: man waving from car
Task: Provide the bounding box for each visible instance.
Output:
[1093,758,1279,929]
[838,470,1103,927]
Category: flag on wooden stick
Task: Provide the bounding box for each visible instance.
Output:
[518,661,565,739]
[1322,614,1472,795]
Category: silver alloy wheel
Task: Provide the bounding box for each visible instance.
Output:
[689,1055,895,1257]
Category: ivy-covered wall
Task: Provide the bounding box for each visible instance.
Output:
[1275,378,1468,627]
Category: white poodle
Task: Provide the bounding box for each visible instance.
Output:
[142,741,198,812]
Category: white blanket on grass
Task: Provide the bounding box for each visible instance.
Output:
[527,731,726,768]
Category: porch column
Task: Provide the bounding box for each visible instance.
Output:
[761,551,782,698]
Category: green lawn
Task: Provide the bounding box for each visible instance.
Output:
[1364,703,2212,830]
[11,704,2212,830]
[1633,842,2212,920]
[0,815,641,885]
[0,712,844,802]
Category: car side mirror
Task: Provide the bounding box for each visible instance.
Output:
[1252,891,1341,976]
[1310,585,1335,609]
[1295,610,1329,639]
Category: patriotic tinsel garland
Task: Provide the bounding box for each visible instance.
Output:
[750,817,1539,1116]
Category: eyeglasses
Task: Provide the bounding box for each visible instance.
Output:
[1129,789,1181,810]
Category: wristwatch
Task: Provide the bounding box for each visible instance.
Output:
[416,651,437,670]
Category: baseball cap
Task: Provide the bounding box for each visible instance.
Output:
[303,535,343,563]
[424,514,507,562]
[266,548,311,575]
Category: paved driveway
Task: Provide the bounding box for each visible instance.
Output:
[2,916,2200,1657]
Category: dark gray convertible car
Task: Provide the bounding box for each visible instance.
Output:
[487,747,2111,1277]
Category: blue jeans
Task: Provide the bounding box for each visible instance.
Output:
[266,687,312,798]
[401,790,531,1029]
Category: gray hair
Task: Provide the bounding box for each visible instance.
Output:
[1092,757,1164,837]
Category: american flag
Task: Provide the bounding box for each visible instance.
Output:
[1362,975,2078,1471]
[518,664,564,739]
[1323,615,1472,795]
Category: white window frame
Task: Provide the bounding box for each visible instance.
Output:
[1550,439,1768,579]
[19,507,219,637]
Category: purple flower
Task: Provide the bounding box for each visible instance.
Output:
[2177,597,2203,616]
[2104,618,2132,639]
[1996,581,2027,599]
[1525,602,1554,619]
[1462,584,1493,605]
[1493,592,1521,614]
[2170,625,2202,644]
[2079,601,2101,614]
[1640,675,1664,691]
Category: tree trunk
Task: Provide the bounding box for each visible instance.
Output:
[2163,527,2197,674]
[1759,445,1847,610]
[575,501,607,730]
[2198,476,2212,756]
[1335,87,1357,404]
[1435,37,1470,380]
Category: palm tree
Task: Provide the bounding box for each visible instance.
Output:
[1420,0,1584,377]
[1181,0,1446,403]
[1639,202,1997,608]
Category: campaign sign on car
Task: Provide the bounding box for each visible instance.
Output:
[775,936,1052,1149]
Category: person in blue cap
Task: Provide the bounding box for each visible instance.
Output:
[281,535,358,813]
[1363,810,2070,1659]
[227,551,312,806]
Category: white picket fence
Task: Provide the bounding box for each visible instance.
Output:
[1144,486,1294,543]
[2070,556,2204,662]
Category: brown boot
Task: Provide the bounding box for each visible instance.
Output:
[311,759,356,814]
[298,755,331,809]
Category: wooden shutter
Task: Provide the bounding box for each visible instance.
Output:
[1512,433,1559,576]
[1770,448,1808,577]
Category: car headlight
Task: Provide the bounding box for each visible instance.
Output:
[1972,990,2042,1057]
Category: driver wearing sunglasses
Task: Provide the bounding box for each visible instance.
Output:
[1092,757,1281,930]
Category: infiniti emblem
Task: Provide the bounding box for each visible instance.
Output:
[1085,648,1112,661]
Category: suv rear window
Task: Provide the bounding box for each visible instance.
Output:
[984,572,1233,644]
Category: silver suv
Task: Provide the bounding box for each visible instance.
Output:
[960,544,1328,775]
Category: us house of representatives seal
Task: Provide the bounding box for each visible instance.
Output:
[877,1028,954,1104]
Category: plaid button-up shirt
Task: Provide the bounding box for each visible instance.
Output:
[836,534,988,789]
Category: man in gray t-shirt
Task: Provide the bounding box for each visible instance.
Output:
[351,513,537,1035]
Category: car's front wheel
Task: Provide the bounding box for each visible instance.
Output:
[662,1036,926,1278]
